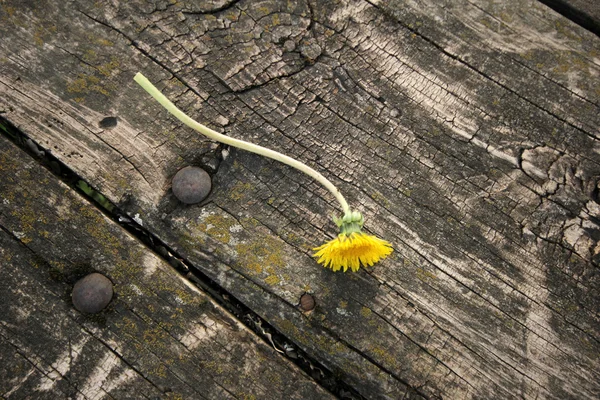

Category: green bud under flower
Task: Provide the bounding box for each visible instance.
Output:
[334,211,365,235]
[134,72,392,272]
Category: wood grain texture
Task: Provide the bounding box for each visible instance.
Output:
[557,0,600,21]
[537,0,600,35]
[0,136,331,400]
[0,0,599,398]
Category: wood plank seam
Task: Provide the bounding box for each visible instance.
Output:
[0,118,369,400]
[0,132,335,399]
[1,0,598,397]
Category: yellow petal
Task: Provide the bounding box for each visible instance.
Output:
[313,232,393,272]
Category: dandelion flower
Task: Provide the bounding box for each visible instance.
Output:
[313,211,392,272]
[133,72,393,273]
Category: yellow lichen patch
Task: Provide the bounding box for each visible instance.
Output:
[225,11,238,22]
[229,181,253,201]
[142,326,173,356]
[116,316,139,336]
[66,73,115,97]
[83,32,114,48]
[360,306,372,318]
[11,201,38,230]
[370,190,390,207]
[264,274,281,286]
[416,267,437,282]
[274,318,300,338]
[553,63,570,74]
[83,48,99,63]
[554,20,583,42]
[97,57,121,77]
[275,317,345,356]
[79,207,123,253]
[149,363,168,378]
[191,213,237,244]
[201,360,225,375]
[175,288,202,305]
[1,250,12,263]
[372,346,400,369]
[67,74,100,93]
[96,38,114,47]
[46,260,64,278]
[149,268,199,305]
[235,235,286,275]
[109,252,146,287]
[178,230,207,256]
[498,11,513,23]
[33,24,57,46]
[239,216,260,228]
[520,49,534,61]
[3,5,16,17]
[340,357,372,378]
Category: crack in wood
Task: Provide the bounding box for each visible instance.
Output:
[363,0,600,142]
[179,0,243,16]
[77,10,208,101]
[2,0,599,397]
[0,118,366,400]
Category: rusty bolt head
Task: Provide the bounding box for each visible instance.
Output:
[172,166,212,204]
[72,273,113,314]
[299,293,315,312]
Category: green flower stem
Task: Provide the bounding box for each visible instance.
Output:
[134,72,350,215]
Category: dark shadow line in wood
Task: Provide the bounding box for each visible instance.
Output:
[0,116,369,400]
[536,0,600,37]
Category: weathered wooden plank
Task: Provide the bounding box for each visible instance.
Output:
[557,0,600,21]
[538,0,600,35]
[0,135,332,400]
[366,0,600,137]
[1,0,599,399]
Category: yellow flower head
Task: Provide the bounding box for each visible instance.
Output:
[313,211,393,272]
[133,73,392,274]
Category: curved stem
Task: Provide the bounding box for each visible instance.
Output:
[134,73,350,215]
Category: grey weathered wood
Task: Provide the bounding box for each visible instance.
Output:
[0,136,332,400]
[558,0,600,21]
[1,0,599,398]
[538,0,600,34]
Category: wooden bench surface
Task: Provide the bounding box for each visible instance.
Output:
[0,135,331,399]
[1,0,599,399]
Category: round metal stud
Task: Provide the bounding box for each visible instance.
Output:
[172,166,212,204]
[299,293,316,312]
[72,273,113,314]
